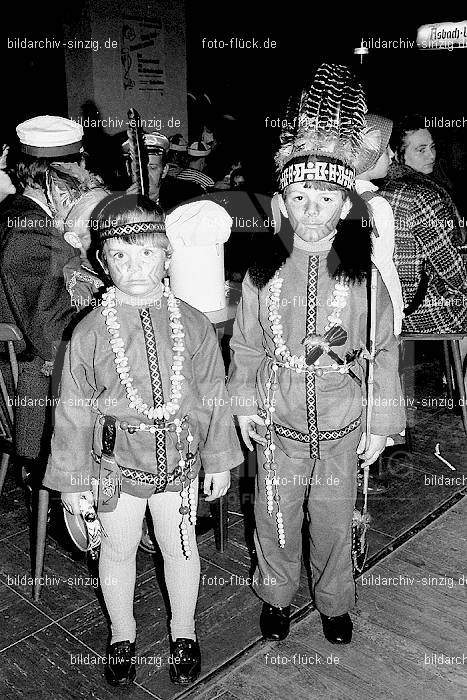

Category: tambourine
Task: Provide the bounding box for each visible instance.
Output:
[63,496,102,559]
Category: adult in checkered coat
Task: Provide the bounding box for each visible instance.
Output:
[380,118,467,335]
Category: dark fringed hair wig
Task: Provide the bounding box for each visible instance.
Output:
[249,188,372,289]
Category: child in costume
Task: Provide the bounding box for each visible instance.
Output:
[355,113,403,338]
[43,193,243,687]
[228,64,405,645]
[61,186,109,310]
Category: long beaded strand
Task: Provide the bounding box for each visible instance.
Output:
[263,365,285,547]
[262,273,349,547]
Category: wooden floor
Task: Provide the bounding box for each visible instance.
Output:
[0,342,466,699]
[189,498,467,700]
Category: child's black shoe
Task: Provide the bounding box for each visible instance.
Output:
[260,603,291,640]
[169,637,201,685]
[105,640,136,686]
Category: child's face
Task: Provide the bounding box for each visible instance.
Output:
[103,239,166,297]
[282,183,348,242]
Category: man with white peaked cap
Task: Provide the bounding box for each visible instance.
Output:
[123,131,170,203]
[0,115,90,483]
[175,141,214,192]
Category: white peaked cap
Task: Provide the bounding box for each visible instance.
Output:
[165,200,232,247]
[16,115,83,157]
[122,132,169,153]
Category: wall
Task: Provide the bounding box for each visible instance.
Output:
[64,0,187,137]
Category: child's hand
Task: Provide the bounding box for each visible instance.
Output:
[357,433,387,467]
[61,490,94,515]
[238,414,266,451]
[204,471,231,502]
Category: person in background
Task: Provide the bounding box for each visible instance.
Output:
[356,114,404,339]
[0,145,16,205]
[200,123,217,151]
[380,115,467,393]
[175,142,214,193]
[62,186,109,310]
[356,113,405,492]
[123,131,170,204]
[167,134,188,178]
[388,115,465,242]
[0,116,87,485]
[230,167,246,190]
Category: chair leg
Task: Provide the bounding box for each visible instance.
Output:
[0,452,10,497]
[33,487,49,601]
[210,495,228,552]
[451,341,467,435]
[405,424,413,453]
[443,341,454,401]
[376,454,384,478]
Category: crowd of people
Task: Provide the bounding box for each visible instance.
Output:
[0,62,466,689]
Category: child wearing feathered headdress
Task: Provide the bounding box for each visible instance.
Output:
[228,64,405,646]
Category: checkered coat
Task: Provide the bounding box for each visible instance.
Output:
[380,164,467,333]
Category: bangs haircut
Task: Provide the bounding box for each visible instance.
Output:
[91,193,169,254]
[285,180,346,195]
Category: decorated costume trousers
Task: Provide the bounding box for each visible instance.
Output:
[99,481,200,645]
[253,437,359,616]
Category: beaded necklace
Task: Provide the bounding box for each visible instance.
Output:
[102,284,185,420]
[268,273,350,369]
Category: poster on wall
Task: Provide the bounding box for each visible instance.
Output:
[121,14,166,93]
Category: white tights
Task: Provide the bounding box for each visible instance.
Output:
[98,483,200,644]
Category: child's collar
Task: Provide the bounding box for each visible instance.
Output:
[114,283,164,307]
[293,230,336,252]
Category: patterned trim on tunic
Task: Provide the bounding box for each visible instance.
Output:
[121,452,198,486]
[139,308,168,491]
[273,415,361,443]
[91,452,198,489]
[306,256,320,458]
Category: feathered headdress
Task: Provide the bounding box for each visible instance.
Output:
[275,64,368,192]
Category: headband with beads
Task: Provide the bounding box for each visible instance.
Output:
[98,220,167,242]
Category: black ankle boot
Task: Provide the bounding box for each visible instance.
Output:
[169,637,201,685]
[260,603,291,640]
[320,613,353,644]
[105,640,136,686]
